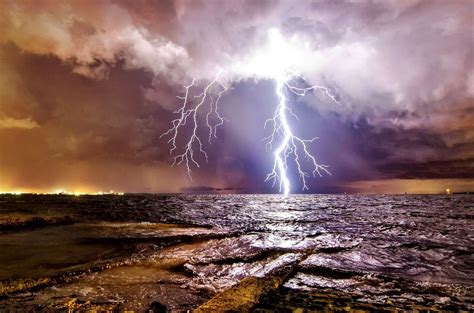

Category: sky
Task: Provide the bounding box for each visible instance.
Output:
[0,0,473,194]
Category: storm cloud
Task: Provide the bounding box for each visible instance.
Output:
[0,0,472,193]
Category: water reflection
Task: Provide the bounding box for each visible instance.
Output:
[0,194,472,310]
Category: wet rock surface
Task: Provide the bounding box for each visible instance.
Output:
[0,215,75,233]
[0,194,473,311]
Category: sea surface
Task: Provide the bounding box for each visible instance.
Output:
[0,194,473,311]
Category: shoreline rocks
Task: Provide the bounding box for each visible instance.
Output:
[0,215,75,233]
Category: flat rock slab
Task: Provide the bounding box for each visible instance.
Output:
[195,253,303,313]
[0,215,75,233]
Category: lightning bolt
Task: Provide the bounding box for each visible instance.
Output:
[159,71,228,179]
[161,71,340,194]
[263,72,340,195]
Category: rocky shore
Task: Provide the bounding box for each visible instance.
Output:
[0,215,75,233]
[0,194,472,311]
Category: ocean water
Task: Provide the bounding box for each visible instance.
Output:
[0,194,473,310]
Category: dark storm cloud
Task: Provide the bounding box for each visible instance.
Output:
[0,43,188,192]
[0,0,472,193]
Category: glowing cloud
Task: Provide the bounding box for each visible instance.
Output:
[0,115,39,130]
[231,28,314,79]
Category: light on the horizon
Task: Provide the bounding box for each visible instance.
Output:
[0,190,124,196]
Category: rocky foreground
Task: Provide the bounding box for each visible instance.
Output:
[0,194,472,312]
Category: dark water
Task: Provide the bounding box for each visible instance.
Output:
[0,194,473,311]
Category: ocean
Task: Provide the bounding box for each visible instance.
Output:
[0,194,472,311]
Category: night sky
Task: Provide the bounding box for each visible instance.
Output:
[0,0,473,194]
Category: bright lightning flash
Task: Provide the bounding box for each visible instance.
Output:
[159,72,227,179]
[263,73,340,195]
[161,29,340,194]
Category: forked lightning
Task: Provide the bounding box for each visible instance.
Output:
[161,29,340,194]
[161,70,339,194]
[159,71,227,180]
